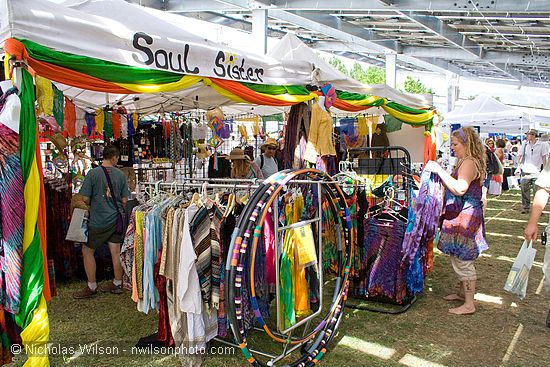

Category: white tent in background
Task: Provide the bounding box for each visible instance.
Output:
[442,95,532,134]
[268,33,432,109]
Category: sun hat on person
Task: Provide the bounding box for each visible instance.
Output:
[526,128,538,136]
[261,138,278,149]
[226,147,249,160]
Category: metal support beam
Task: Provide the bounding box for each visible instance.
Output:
[269,10,401,53]
[162,0,550,12]
[386,54,397,88]
[267,0,550,12]
[396,10,534,84]
[401,47,550,67]
[399,11,484,59]
[252,9,268,54]
[446,72,459,112]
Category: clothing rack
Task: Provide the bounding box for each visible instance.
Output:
[138,173,338,366]
[344,146,418,314]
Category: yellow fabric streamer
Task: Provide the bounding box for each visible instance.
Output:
[3,53,10,80]
[35,76,54,116]
[343,96,385,107]
[115,75,202,93]
[95,109,104,132]
[22,158,40,252]
[21,296,50,367]
[21,156,49,366]
[382,105,435,125]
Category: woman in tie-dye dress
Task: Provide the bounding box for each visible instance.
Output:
[424,127,488,315]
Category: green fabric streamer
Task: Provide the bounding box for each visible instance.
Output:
[242,83,310,96]
[15,69,45,329]
[20,39,182,85]
[52,85,64,130]
[104,112,113,140]
[336,90,373,101]
[385,101,429,115]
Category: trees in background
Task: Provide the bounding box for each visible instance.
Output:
[327,56,434,94]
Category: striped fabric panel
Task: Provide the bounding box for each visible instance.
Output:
[0,125,24,315]
[190,206,224,309]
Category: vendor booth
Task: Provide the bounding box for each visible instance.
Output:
[1,0,439,366]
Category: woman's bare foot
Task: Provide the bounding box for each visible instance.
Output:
[448,304,475,315]
[443,293,464,301]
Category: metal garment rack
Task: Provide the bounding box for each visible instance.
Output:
[139,177,327,365]
[345,146,417,314]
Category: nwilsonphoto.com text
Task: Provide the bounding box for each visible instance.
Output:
[11,342,235,357]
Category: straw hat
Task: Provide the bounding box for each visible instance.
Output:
[526,128,538,136]
[226,147,249,160]
[196,144,211,159]
[261,138,278,149]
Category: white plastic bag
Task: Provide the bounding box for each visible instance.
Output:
[488,180,502,196]
[65,208,89,243]
[507,176,520,190]
[504,240,537,299]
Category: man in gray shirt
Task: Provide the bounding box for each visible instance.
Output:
[73,145,130,299]
[254,138,280,178]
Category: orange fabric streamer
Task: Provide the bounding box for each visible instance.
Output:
[112,112,121,139]
[423,133,436,164]
[209,78,299,106]
[4,38,132,94]
[35,136,51,302]
[64,97,76,138]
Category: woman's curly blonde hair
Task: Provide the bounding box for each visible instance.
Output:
[452,127,486,182]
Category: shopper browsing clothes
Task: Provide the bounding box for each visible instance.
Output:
[425,127,488,315]
[254,138,280,178]
[523,161,550,327]
[518,129,549,214]
[73,145,131,299]
[227,147,264,179]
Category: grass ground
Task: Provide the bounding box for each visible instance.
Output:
[10,190,550,367]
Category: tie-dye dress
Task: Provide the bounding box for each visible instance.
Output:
[438,170,488,261]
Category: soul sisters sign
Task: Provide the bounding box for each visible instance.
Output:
[132,32,265,82]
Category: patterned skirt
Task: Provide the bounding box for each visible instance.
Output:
[438,200,488,261]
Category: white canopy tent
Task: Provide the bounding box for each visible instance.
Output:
[442,95,533,134]
[268,33,432,110]
[0,0,314,114]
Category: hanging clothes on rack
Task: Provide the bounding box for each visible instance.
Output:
[398,170,443,302]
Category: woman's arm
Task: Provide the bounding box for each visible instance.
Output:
[428,159,476,197]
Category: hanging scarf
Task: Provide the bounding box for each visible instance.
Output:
[63,97,76,138]
[75,108,86,137]
[112,112,121,139]
[85,112,95,137]
[52,85,64,130]
[104,111,113,140]
[35,76,53,116]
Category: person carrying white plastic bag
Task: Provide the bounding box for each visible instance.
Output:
[504,240,537,299]
[523,160,550,327]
